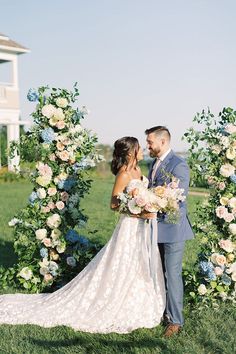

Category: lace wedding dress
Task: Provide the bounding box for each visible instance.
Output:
[0,177,165,334]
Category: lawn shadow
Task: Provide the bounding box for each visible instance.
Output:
[28,333,177,354]
[0,239,17,267]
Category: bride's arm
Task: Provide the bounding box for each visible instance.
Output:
[110,172,130,210]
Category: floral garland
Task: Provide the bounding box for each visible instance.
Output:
[184,107,236,304]
[2,84,103,293]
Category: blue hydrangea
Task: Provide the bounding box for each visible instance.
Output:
[78,235,90,246]
[72,162,80,172]
[65,230,80,243]
[230,174,236,184]
[40,248,48,258]
[41,128,55,144]
[221,274,231,286]
[27,88,39,102]
[199,261,213,273]
[78,158,95,169]
[207,270,217,281]
[58,178,76,191]
[29,191,38,204]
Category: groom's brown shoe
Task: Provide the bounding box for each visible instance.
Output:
[164,324,181,338]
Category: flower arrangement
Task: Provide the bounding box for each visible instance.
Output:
[117,177,186,221]
[183,107,236,304]
[1,84,103,293]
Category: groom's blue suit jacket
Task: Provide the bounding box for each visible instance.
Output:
[148,150,194,243]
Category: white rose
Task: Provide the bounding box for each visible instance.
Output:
[229,223,236,235]
[35,228,47,240]
[56,97,68,108]
[127,199,142,214]
[46,214,61,229]
[8,218,21,226]
[228,262,236,274]
[220,197,229,206]
[211,145,221,154]
[18,267,33,280]
[42,104,56,118]
[198,284,207,295]
[66,256,76,267]
[220,136,230,148]
[51,229,62,239]
[39,267,49,276]
[229,198,236,209]
[56,243,66,254]
[37,188,47,199]
[231,272,236,282]
[54,108,65,120]
[219,292,227,301]
[220,164,235,177]
[226,147,236,160]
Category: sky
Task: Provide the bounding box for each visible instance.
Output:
[1,0,236,151]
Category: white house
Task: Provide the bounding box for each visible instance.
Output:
[0,32,30,170]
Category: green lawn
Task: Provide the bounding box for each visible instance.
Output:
[0,177,235,354]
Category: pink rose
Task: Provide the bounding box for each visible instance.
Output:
[207,177,215,186]
[48,202,56,210]
[56,120,66,129]
[225,124,236,134]
[49,153,56,161]
[135,196,147,207]
[216,206,228,219]
[218,182,226,191]
[61,191,69,202]
[169,180,179,189]
[37,163,52,177]
[224,213,235,223]
[56,201,65,210]
[219,239,235,253]
[42,238,52,247]
[214,267,223,276]
[48,187,57,196]
[44,273,53,282]
[41,206,51,213]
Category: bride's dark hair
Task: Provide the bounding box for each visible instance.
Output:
[111,136,140,175]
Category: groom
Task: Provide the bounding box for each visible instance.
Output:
[145,126,194,338]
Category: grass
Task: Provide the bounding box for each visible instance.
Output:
[0,176,235,354]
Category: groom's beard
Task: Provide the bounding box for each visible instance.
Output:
[149,148,161,158]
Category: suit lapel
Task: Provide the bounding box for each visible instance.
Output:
[154,150,174,181]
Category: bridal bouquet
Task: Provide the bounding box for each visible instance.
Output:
[117,178,186,222]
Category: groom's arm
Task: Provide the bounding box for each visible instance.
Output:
[172,161,190,197]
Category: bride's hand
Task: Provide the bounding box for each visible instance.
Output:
[138,211,156,219]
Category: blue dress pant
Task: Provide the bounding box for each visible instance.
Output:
[158,241,185,326]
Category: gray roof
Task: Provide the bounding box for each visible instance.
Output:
[0,32,29,54]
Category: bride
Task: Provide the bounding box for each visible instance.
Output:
[0,136,165,334]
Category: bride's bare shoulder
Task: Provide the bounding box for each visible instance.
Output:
[115,170,130,184]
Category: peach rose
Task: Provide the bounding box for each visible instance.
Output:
[215,254,227,266]
[44,273,53,282]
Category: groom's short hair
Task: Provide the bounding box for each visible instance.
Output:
[145,126,171,140]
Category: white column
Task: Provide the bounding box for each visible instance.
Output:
[12,56,18,88]
[7,123,20,171]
